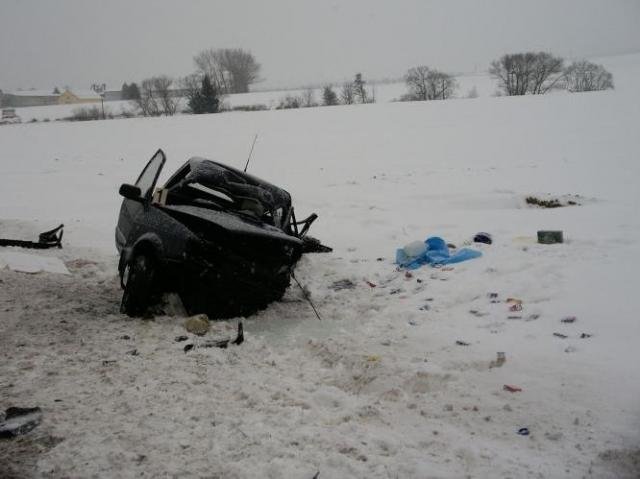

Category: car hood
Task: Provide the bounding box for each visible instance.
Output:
[159,204,302,246]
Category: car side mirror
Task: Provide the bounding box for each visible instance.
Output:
[119,183,143,201]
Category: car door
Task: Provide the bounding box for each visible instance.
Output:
[115,149,166,251]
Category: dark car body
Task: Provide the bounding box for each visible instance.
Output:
[115,149,324,318]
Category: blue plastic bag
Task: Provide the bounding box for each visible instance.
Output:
[396,236,482,270]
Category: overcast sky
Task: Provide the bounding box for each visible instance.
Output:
[1,0,639,92]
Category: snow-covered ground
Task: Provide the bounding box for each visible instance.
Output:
[1,53,640,478]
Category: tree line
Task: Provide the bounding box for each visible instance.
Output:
[113,49,614,117]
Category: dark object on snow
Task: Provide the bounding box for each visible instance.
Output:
[526,196,563,208]
[456,340,470,346]
[0,406,42,438]
[302,236,332,253]
[517,427,530,436]
[232,322,244,345]
[115,149,330,319]
[503,384,522,393]
[580,333,592,339]
[0,224,64,249]
[184,322,244,352]
[561,316,577,323]
[329,279,356,291]
[553,332,568,339]
[537,230,563,244]
[292,273,322,320]
[175,335,188,342]
[473,232,492,245]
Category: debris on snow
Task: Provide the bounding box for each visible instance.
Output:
[0,251,70,275]
[184,314,210,336]
[0,406,43,438]
[503,384,522,393]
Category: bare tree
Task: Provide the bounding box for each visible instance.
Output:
[529,52,565,94]
[426,70,457,100]
[194,48,260,94]
[405,66,457,100]
[404,66,430,100]
[302,88,317,107]
[563,60,614,92]
[194,49,231,93]
[490,52,564,96]
[152,76,178,115]
[134,76,178,116]
[340,82,354,104]
[134,79,161,116]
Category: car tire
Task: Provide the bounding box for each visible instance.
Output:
[120,253,156,317]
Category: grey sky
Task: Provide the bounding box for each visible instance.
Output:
[1,0,639,91]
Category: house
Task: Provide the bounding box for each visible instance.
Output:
[0,90,59,107]
[57,89,101,105]
[0,88,101,107]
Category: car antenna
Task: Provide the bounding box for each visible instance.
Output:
[291,272,322,320]
[243,134,258,172]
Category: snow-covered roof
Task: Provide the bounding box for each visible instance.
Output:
[6,89,59,97]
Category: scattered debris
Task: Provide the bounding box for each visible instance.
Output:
[538,230,564,244]
[0,406,43,438]
[527,314,540,321]
[488,292,499,299]
[517,427,530,436]
[0,224,64,249]
[365,280,377,288]
[507,315,522,320]
[184,314,210,336]
[561,316,577,323]
[102,360,117,366]
[404,271,413,279]
[473,232,492,245]
[526,195,581,208]
[553,332,568,339]
[329,279,356,291]
[509,303,523,312]
[564,346,577,353]
[184,322,244,352]
[490,352,506,369]
[396,236,482,270]
[126,349,139,356]
[119,335,131,340]
[580,333,592,339]
[174,335,188,342]
[506,298,523,304]
[503,384,522,393]
[456,340,470,346]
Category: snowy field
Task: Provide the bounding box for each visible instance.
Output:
[1,54,640,478]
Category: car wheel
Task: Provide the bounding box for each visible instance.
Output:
[120,253,156,317]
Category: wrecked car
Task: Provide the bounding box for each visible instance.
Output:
[115,149,329,318]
